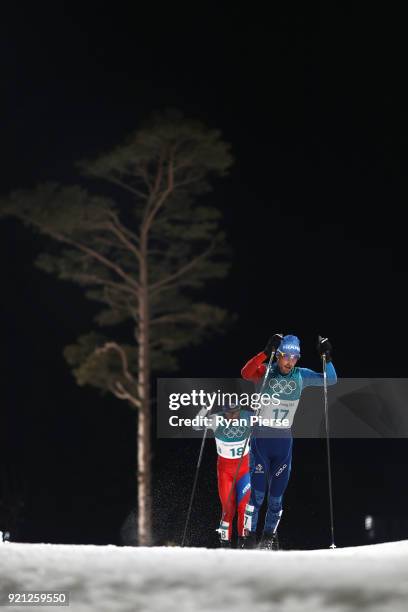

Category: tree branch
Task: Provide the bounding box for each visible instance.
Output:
[105,175,149,200]
[100,288,138,320]
[94,341,135,383]
[73,273,138,296]
[142,149,175,237]
[151,149,165,198]
[139,162,153,193]
[149,240,215,295]
[105,220,141,262]
[44,228,140,292]
[151,312,199,325]
[109,381,141,409]
[107,211,141,245]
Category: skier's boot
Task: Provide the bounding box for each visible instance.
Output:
[237,536,246,549]
[258,531,279,551]
[241,530,257,549]
[217,520,231,548]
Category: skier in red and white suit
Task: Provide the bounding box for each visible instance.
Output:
[195,404,252,548]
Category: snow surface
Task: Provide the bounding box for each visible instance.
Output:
[1,540,408,612]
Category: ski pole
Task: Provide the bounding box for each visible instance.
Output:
[219,349,277,532]
[181,423,209,547]
[320,337,336,549]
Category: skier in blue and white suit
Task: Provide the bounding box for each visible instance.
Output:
[241,334,337,549]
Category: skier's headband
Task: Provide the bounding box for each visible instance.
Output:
[277,350,300,361]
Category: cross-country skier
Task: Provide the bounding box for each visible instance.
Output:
[194,404,252,548]
[241,334,337,550]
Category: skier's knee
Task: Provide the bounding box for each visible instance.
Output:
[268,495,283,513]
[251,487,266,509]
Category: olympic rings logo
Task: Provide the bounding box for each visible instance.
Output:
[268,378,297,395]
[223,426,247,439]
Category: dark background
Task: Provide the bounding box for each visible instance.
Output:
[1,3,407,548]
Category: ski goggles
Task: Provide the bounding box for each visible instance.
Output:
[277,351,300,361]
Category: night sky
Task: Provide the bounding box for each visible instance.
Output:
[1,4,407,548]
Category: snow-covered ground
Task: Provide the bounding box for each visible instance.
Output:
[1,540,408,612]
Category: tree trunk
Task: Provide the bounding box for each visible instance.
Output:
[137,399,151,545]
[137,235,152,545]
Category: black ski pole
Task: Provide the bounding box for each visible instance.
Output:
[181,423,209,547]
[320,336,336,549]
[219,349,277,533]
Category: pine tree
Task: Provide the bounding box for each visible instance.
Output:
[0,111,233,544]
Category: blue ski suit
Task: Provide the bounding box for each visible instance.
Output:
[241,351,337,535]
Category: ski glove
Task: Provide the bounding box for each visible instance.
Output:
[317,336,333,362]
[264,333,284,359]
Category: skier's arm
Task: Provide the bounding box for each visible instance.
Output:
[191,406,217,431]
[299,362,338,388]
[241,334,283,382]
[241,352,267,382]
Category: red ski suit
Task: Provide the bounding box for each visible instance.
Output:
[241,351,269,383]
[217,454,251,539]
